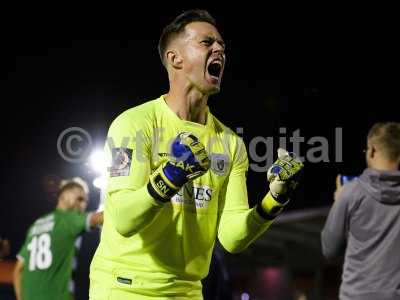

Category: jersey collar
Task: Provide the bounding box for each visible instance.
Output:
[158,95,214,131]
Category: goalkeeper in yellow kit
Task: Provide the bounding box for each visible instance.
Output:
[89,9,304,299]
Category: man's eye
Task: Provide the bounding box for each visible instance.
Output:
[201,40,212,46]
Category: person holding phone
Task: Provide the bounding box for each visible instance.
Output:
[321,122,400,300]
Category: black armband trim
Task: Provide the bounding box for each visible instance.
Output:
[256,203,278,220]
[147,174,178,203]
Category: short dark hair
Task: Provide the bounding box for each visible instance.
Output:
[368,122,400,161]
[158,9,217,65]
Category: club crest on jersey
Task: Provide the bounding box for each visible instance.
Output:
[109,148,133,177]
[210,153,230,176]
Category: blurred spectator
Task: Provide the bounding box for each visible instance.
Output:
[322,122,400,300]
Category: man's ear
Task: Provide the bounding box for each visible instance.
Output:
[165,49,183,69]
[370,145,377,158]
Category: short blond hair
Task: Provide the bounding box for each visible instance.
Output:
[58,177,89,198]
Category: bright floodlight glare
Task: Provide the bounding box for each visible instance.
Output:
[93,176,107,189]
[90,150,107,174]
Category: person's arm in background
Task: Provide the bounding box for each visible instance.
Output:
[89,211,104,228]
[66,210,104,237]
[14,231,30,300]
[218,141,303,253]
[321,175,350,258]
[13,259,24,300]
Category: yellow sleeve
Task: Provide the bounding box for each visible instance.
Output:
[217,137,275,253]
[105,110,164,237]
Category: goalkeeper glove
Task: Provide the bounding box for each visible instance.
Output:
[147,132,210,202]
[259,148,304,218]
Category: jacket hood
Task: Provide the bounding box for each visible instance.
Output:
[358,168,400,204]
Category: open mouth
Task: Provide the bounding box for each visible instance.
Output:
[207,61,223,79]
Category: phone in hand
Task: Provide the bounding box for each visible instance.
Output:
[340,175,358,185]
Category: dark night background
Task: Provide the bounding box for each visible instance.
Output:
[1,4,398,299]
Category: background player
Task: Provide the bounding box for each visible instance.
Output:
[13,177,103,300]
[89,10,303,299]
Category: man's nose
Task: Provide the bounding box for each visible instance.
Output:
[212,42,224,54]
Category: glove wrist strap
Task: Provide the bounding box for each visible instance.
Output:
[259,192,288,218]
[256,203,278,220]
[147,168,180,203]
[270,191,290,205]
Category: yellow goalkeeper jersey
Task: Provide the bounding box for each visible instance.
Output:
[89,95,274,299]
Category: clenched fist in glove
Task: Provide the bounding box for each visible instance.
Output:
[147,132,210,202]
[267,148,303,202]
[258,148,304,218]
